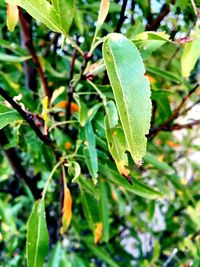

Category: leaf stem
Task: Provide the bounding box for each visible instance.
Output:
[66,35,85,57]
[42,161,62,199]
[49,120,77,132]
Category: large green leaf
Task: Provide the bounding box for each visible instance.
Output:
[0,111,21,130]
[51,0,74,34]
[26,199,49,267]
[103,33,152,165]
[7,0,62,32]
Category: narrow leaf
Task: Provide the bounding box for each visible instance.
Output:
[99,164,162,199]
[7,3,19,31]
[103,33,152,165]
[86,243,119,267]
[7,0,62,32]
[0,52,31,62]
[26,199,49,267]
[84,121,98,183]
[99,179,109,242]
[60,186,72,234]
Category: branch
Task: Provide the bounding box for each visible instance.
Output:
[146,3,170,31]
[115,0,128,32]
[149,84,199,138]
[0,87,51,145]
[0,130,41,199]
[166,120,200,131]
[65,52,91,132]
[18,8,51,99]
[19,11,37,92]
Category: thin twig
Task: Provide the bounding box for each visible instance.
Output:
[149,84,199,138]
[115,0,128,32]
[19,8,51,99]
[0,87,51,145]
[0,130,41,199]
[146,3,171,31]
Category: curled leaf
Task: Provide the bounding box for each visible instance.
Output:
[94,222,103,244]
[60,186,72,234]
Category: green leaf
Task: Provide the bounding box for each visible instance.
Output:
[144,152,175,174]
[77,97,88,127]
[49,242,62,267]
[0,111,21,130]
[86,242,119,267]
[134,31,171,60]
[105,116,129,176]
[7,0,62,32]
[83,121,98,183]
[51,0,74,34]
[99,179,109,242]
[99,164,162,199]
[146,66,183,84]
[181,31,200,78]
[80,189,99,231]
[105,100,129,175]
[0,52,31,62]
[26,199,49,267]
[68,161,81,183]
[103,33,152,165]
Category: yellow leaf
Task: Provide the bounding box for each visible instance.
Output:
[42,96,49,122]
[144,74,156,84]
[97,0,110,29]
[7,4,19,32]
[116,160,130,177]
[94,222,103,244]
[60,186,72,234]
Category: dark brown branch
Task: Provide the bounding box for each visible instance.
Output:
[180,98,200,116]
[18,8,51,99]
[0,130,41,199]
[149,84,199,138]
[146,3,170,31]
[0,87,51,145]
[19,12,37,92]
[166,120,200,131]
[115,0,128,32]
